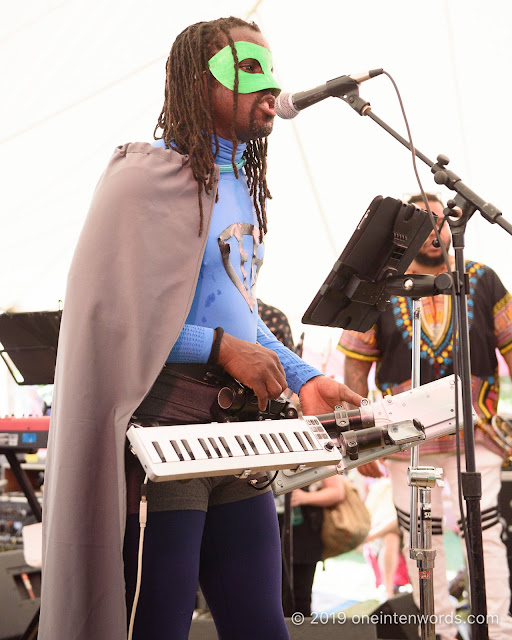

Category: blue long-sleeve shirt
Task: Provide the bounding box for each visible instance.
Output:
[155,136,321,394]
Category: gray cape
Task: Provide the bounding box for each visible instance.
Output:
[39,142,218,639]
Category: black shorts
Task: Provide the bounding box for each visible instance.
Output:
[126,364,270,513]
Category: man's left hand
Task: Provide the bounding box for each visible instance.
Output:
[299,375,363,416]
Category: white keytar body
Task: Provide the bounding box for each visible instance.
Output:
[126,375,467,486]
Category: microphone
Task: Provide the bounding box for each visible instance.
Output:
[432,215,447,247]
[275,68,383,119]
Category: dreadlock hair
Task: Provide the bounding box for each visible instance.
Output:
[154,16,272,238]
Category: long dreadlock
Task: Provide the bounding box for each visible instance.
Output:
[154,17,272,238]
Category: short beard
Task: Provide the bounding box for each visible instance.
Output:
[414,235,451,268]
[248,100,274,140]
[414,251,446,268]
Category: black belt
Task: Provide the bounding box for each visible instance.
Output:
[163,363,297,422]
[163,362,230,387]
[164,362,258,420]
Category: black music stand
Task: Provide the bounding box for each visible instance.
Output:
[0,310,61,385]
[0,309,61,515]
[0,310,61,640]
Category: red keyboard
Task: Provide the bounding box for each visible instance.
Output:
[0,416,50,450]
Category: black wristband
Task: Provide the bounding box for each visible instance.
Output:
[207,327,224,365]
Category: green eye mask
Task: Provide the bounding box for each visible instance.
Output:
[208,41,280,94]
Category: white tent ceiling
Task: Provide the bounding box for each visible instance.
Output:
[1,0,511,360]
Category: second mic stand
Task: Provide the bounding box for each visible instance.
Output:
[409,296,442,640]
[386,274,451,640]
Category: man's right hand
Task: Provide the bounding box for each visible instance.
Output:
[217,332,287,411]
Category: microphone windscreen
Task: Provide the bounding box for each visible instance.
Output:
[275,93,299,119]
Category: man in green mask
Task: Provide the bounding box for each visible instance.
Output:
[40,16,363,640]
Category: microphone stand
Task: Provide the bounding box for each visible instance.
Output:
[386,278,450,640]
[337,85,512,640]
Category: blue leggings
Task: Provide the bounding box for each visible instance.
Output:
[124,491,289,640]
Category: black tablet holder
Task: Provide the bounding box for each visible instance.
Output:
[302,195,451,332]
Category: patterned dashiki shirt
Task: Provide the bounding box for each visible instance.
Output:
[338,261,512,458]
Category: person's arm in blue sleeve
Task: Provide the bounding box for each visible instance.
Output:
[256,317,321,395]
[256,318,364,416]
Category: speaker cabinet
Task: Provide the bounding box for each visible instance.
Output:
[0,550,40,640]
[371,592,420,640]
[189,615,377,639]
